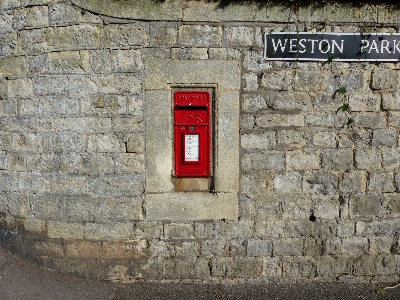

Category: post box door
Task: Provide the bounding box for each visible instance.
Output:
[174,91,210,177]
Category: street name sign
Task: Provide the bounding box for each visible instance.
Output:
[264,32,400,62]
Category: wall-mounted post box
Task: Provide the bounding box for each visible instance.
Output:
[174,91,211,177]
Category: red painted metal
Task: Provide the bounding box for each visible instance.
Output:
[174,91,210,177]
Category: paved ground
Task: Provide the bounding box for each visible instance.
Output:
[1,245,400,299]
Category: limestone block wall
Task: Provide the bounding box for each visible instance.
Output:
[1,0,400,282]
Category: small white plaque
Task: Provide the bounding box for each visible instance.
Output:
[185,134,199,161]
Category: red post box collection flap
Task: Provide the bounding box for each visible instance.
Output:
[174,91,211,177]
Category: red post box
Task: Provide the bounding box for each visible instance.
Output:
[174,91,211,177]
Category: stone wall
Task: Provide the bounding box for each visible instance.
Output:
[1,0,400,283]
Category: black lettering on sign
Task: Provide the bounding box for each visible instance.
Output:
[264,32,400,62]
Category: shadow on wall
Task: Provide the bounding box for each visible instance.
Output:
[152,0,400,9]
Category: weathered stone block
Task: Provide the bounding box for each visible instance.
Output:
[382,149,400,170]
[68,77,98,96]
[350,194,384,219]
[0,56,26,78]
[164,223,194,240]
[353,112,386,129]
[179,25,222,47]
[242,174,273,197]
[314,93,343,110]
[224,26,253,47]
[235,258,263,278]
[268,92,312,111]
[382,93,400,110]
[111,49,143,73]
[208,48,240,60]
[385,194,400,216]
[313,131,337,148]
[47,221,84,239]
[42,173,86,195]
[337,221,354,237]
[93,74,141,95]
[316,256,352,277]
[201,240,225,257]
[18,28,53,53]
[355,149,381,169]
[277,130,309,149]
[149,23,177,46]
[71,0,182,21]
[294,70,328,92]
[242,152,284,172]
[282,257,316,277]
[13,6,48,29]
[242,73,258,91]
[184,1,267,22]
[303,172,338,195]
[49,3,102,25]
[0,32,17,56]
[33,76,69,96]
[313,195,340,219]
[369,237,393,255]
[339,171,367,193]
[57,25,100,49]
[262,257,282,277]
[247,239,272,257]
[256,113,304,128]
[348,93,381,111]
[87,134,124,153]
[49,50,90,74]
[43,132,86,153]
[368,171,395,192]
[214,221,254,239]
[249,195,284,222]
[273,172,302,193]
[90,50,111,74]
[65,240,101,258]
[102,240,148,259]
[8,78,34,98]
[372,129,396,146]
[211,257,235,277]
[261,71,292,91]
[115,153,145,173]
[171,47,208,60]
[27,53,50,76]
[241,132,276,151]
[0,151,8,169]
[353,255,396,276]
[372,69,398,91]
[134,221,163,240]
[55,117,112,133]
[0,98,17,117]
[87,174,144,197]
[282,194,312,220]
[322,149,353,170]
[84,222,133,241]
[53,97,79,115]
[242,94,268,113]
[273,238,304,256]
[11,132,42,152]
[304,239,324,256]
[244,50,272,72]
[286,150,320,170]
[126,135,145,154]
[104,24,148,48]
[34,240,64,257]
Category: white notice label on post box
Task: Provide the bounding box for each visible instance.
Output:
[185,134,199,161]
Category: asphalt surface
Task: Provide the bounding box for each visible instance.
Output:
[1,245,400,299]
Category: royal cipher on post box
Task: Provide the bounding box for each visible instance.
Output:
[174,91,211,177]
